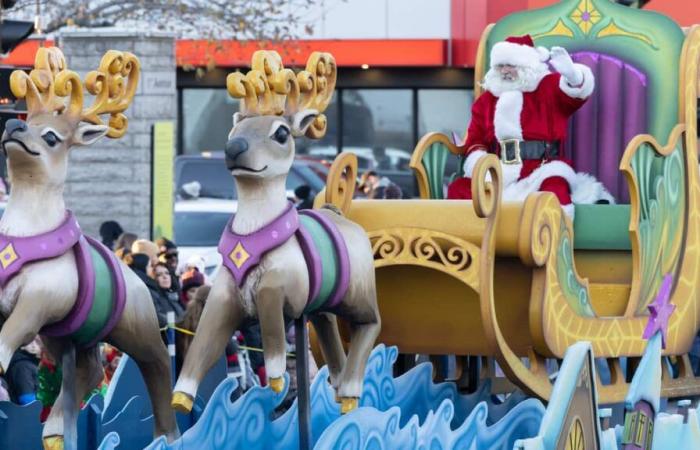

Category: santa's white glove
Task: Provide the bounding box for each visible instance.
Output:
[549,46,583,86]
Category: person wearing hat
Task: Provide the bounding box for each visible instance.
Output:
[447,35,613,216]
[180,268,205,307]
[156,236,181,292]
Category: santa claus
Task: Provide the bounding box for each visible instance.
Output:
[447,35,614,216]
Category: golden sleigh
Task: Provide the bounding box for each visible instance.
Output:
[316,0,700,404]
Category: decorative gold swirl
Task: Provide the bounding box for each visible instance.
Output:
[411,236,471,272]
[371,233,404,260]
[9,47,139,139]
[227,50,336,139]
[324,152,358,214]
[471,154,501,220]
[518,194,560,268]
[10,47,66,116]
[82,50,140,138]
[368,228,479,288]
[298,52,336,138]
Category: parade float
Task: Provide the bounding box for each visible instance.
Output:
[1,0,700,449]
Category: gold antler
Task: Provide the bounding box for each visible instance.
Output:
[10,47,67,115]
[82,50,140,138]
[10,47,140,139]
[226,50,336,139]
[297,52,336,139]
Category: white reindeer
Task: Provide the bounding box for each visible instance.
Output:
[0,48,179,450]
[172,51,381,415]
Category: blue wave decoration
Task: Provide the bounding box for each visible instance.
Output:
[136,345,544,450]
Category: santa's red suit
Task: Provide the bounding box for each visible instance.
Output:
[447,35,613,216]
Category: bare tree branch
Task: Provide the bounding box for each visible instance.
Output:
[4,0,323,40]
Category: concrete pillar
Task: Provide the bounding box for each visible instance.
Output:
[58,29,177,240]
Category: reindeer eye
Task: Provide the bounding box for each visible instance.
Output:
[42,131,61,147]
[271,125,290,145]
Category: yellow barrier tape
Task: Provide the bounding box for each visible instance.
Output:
[160,324,295,357]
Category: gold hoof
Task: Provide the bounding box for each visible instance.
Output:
[43,435,64,450]
[340,397,359,414]
[171,391,194,413]
[269,377,285,393]
[334,393,342,404]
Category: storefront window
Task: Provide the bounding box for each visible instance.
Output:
[182,89,239,155]
[418,89,473,181]
[418,89,472,137]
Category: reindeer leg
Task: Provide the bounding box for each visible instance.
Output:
[172,275,244,413]
[337,300,381,414]
[42,343,103,450]
[309,313,346,399]
[257,286,288,393]
[108,289,180,441]
[0,295,52,374]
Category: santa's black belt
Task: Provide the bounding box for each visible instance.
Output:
[499,139,560,165]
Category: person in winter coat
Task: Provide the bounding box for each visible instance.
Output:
[6,337,41,405]
[131,243,184,331]
[153,262,185,328]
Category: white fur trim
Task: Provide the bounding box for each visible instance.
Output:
[266,353,287,379]
[570,172,615,204]
[462,150,521,186]
[562,203,575,218]
[502,163,523,187]
[558,64,595,99]
[462,150,488,178]
[491,41,548,68]
[494,91,523,141]
[501,160,615,205]
[173,377,199,398]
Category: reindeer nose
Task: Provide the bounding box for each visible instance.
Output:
[225,137,249,161]
[5,119,27,136]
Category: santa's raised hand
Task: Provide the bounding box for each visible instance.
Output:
[549,46,584,86]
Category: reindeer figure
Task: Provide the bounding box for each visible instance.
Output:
[0,48,179,449]
[172,51,381,414]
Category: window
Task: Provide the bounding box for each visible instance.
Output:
[418,89,473,137]
[182,89,239,155]
[418,89,473,179]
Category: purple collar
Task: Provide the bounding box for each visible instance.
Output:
[218,203,299,287]
[0,211,81,288]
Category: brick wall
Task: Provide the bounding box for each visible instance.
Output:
[58,29,177,239]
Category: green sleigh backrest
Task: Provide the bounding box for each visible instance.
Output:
[485,0,691,313]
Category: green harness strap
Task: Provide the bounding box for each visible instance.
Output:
[300,215,340,313]
[70,246,115,346]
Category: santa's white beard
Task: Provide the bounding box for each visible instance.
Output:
[482,63,550,97]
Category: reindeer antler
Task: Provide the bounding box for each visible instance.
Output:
[226,50,337,139]
[82,51,140,138]
[9,47,67,116]
[10,47,140,139]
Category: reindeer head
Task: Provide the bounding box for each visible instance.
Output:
[224,51,336,180]
[1,47,139,187]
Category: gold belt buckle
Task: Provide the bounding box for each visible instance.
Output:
[500,139,522,165]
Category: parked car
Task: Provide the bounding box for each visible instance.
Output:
[173,153,326,277]
[303,146,417,197]
[174,197,235,278]
[175,152,326,200]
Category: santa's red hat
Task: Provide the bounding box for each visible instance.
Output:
[490,34,550,69]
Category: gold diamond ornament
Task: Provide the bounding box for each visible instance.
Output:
[0,243,18,269]
[229,242,250,269]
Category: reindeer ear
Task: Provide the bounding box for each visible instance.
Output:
[74,123,109,146]
[232,112,244,128]
[291,109,319,137]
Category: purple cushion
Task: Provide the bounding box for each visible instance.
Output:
[566,52,648,203]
